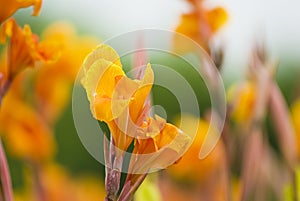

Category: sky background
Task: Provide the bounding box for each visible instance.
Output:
[30,0,300,80]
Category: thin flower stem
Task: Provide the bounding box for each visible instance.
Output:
[118,173,147,201]
[0,139,13,201]
[0,76,14,201]
[30,163,46,201]
[269,83,297,168]
[104,133,112,178]
[269,83,298,201]
[104,134,122,201]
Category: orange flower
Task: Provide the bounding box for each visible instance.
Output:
[0,19,59,79]
[0,77,55,161]
[160,115,228,201]
[82,44,191,164]
[0,0,42,24]
[167,115,226,183]
[227,81,257,123]
[175,1,228,52]
[0,21,98,162]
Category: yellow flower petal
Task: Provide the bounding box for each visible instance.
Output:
[129,120,191,173]
[129,63,154,122]
[82,44,122,74]
[82,55,124,102]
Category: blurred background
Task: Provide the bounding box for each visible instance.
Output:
[21,0,300,80]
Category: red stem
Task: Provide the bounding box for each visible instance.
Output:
[0,139,13,201]
[0,78,14,201]
[118,173,147,201]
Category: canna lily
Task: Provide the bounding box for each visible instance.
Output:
[82,44,190,157]
[174,0,228,53]
[0,0,42,25]
[81,44,191,200]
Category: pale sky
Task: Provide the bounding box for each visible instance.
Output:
[38,0,300,80]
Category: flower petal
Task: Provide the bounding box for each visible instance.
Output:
[0,0,42,25]
[82,44,122,74]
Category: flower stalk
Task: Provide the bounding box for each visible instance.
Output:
[0,139,13,201]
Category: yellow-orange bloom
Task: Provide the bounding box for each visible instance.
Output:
[167,115,226,182]
[0,0,42,25]
[82,44,150,151]
[227,81,257,123]
[175,1,228,52]
[291,99,300,159]
[160,115,227,201]
[82,45,190,166]
[0,22,98,161]
[34,22,99,124]
[0,19,59,79]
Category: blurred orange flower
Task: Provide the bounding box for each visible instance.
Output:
[0,76,55,161]
[291,99,300,158]
[160,115,228,201]
[168,115,226,182]
[34,22,99,124]
[14,164,105,201]
[0,21,99,161]
[175,0,227,52]
[227,81,257,123]
[39,165,105,201]
[0,0,42,25]
[0,18,59,80]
